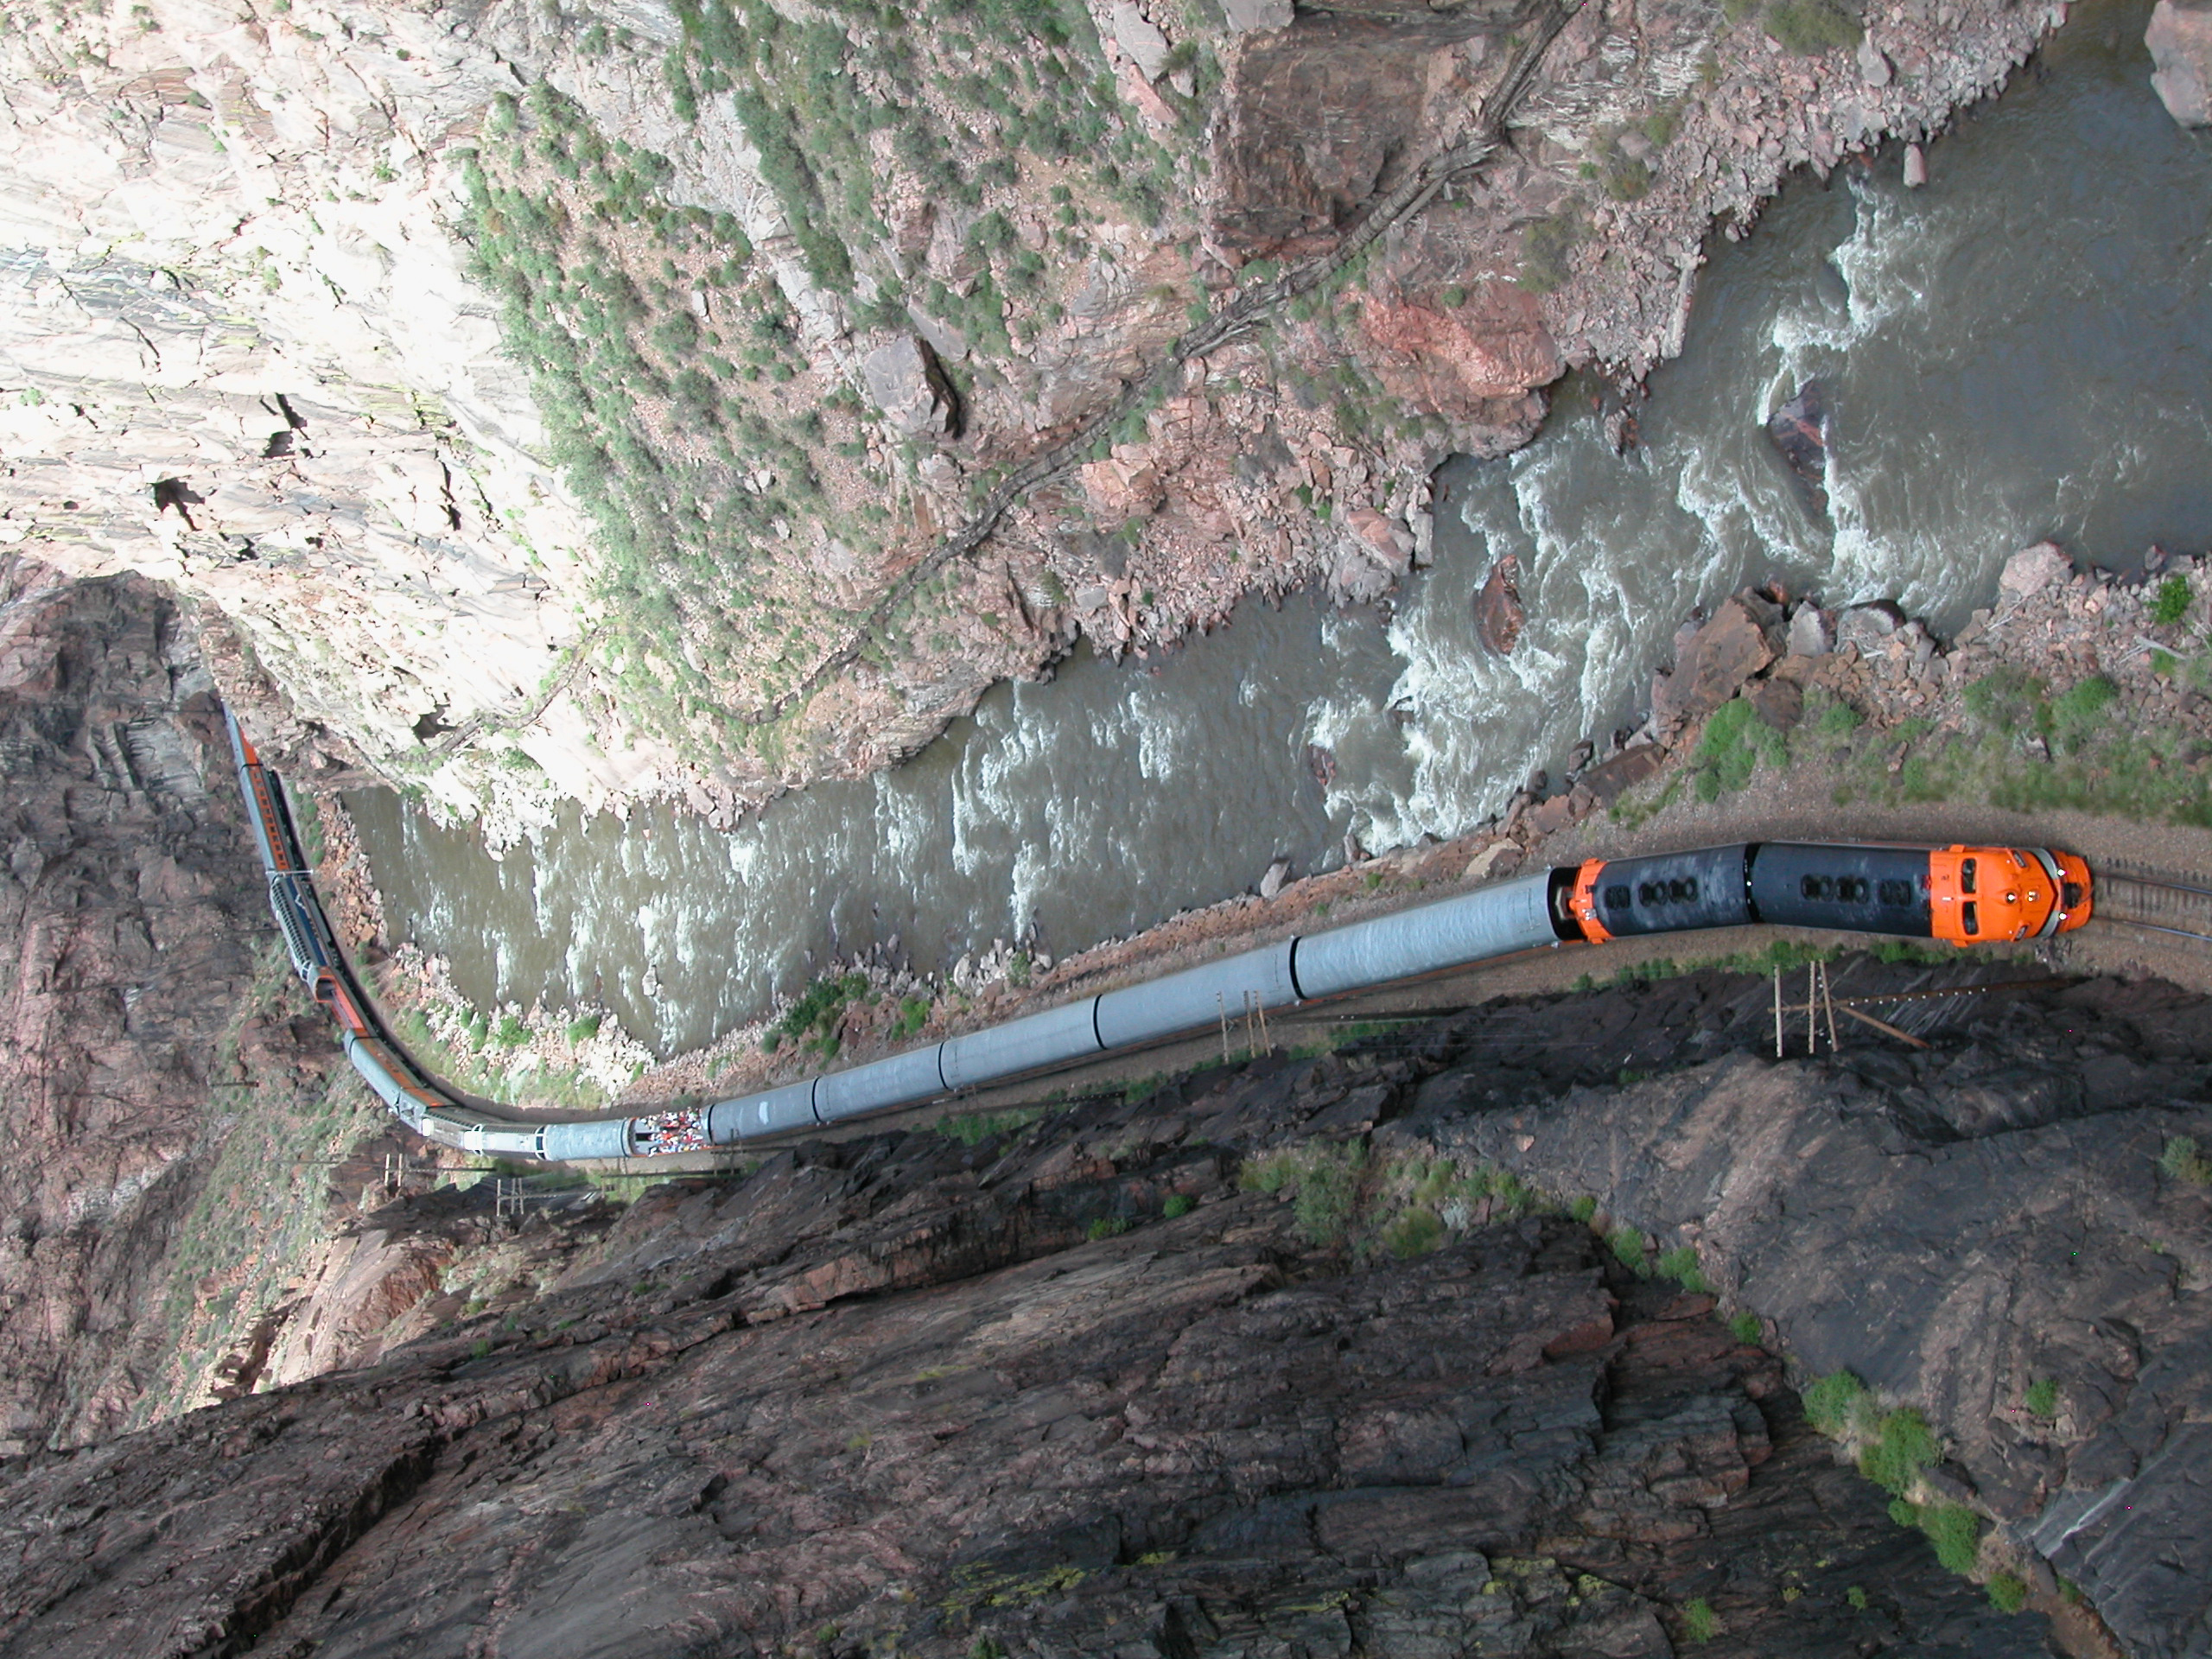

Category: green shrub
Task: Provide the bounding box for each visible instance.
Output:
[2158,1134,2212,1185]
[1802,1370,1868,1438]
[493,1013,531,1047]
[1383,1205,1446,1259]
[2024,1377,2059,1418]
[1609,1226,1651,1274]
[566,1014,602,1044]
[1519,213,1580,293]
[1241,1142,1362,1247]
[471,1337,493,1358]
[1859,1408,1939,1496]
[1569,1195,1598,1224]
[1728,1312,1763,1344]
[1764,0,1863,54]
[1846,1586,1869,1611]
[2150,575,2193,626]
[2049,675,2119,745]
[1919,1503,1982,1574]
[1656,1246,1713,1294]
[1087,1216,1128,1241]
[1682,1598,1718,1643]
[938,1108,1042,1147]
[1162,1194,1194,1219]
[1986,1572,2028,1614]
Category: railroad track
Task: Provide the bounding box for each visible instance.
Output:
[2089,867,2212,944]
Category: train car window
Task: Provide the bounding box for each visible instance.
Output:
[1961,857,1977,893]
[1638,881,1660,905]
[1878,880,1913,906]
[1844,877,1869,903]
[1670,878,1697,901]
[1961,901,1980,936]
[1605,885,1631,909]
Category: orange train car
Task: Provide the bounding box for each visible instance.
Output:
[1563,842,2092,947]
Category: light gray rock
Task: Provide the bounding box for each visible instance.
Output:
[861,334,960,441]
[1110,0,1172,80]
[1835,601,1905,655]
[1259,855,1291,899]
[1221,0,1293,33]
[1999,540,2074,603]
[1903,142,1929,187]
[2147,0,2212,125]
[1786,604,1834,658]
[1857,34,1893,86]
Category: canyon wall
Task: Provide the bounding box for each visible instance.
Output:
[2,0,2063,827]
[0,555,268,1449]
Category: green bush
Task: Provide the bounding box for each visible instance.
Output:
[1764,0,1863,54]
[1569,1195,1598,1224]
[565,1014,601,1045]
[1986,1573,2028,1614]
[1519,213,1580,293]
[1859,1408,1939,1496]
[1802,1370,1868,1437]
[1919,1503,1982,1574]
[1728,1311,1763,1344]
[938,1108,1041,1147]
[2024,1377,2059,1418]
[2158,1134,2212,1185]
[1656,1245,1713,1294]
[493,1013,531,1047]
[2150,575,2193,626]
[1162,1193,1194,1219]
[1087,1216,1128,1241]
[1383,1205,1446,1259]
[1846,1585,1869,1611]
[1609,1226,1651,1274]
[1682,1598,1718,1643]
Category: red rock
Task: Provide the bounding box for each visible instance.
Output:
[1652,595,1777,727]
[1359,284,1563,416]
[1578,743,1667,804]
[1473,554,1526,656]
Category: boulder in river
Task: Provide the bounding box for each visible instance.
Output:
[1651,594,1778,731]
[2147,0,2212,126]
[1473,555,1525,655]
[1764,381,1828,514]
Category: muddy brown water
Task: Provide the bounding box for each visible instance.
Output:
[352,0,2212,1054]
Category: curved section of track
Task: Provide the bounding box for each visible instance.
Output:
[230,710,2101,1163]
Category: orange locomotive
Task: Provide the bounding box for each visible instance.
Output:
[1562,842,2093,948]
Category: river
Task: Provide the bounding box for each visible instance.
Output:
[351,0,2212,1056]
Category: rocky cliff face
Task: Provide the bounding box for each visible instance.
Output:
[3,956,2202,1656]
[2,0,2060,827]
[0,555,270,1449]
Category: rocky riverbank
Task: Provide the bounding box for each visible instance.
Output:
[0,951,2202,1656]
[598,535,2212,1115]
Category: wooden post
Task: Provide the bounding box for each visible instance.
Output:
[1217,993,1230,1065]
[1773,969,1784,1059]
[1820,960,1840,1052]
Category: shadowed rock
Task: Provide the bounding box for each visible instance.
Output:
[1474,553,1526,655]
[1765,380,1828,513]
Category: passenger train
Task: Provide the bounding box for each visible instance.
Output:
[229,713,2093,1163]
